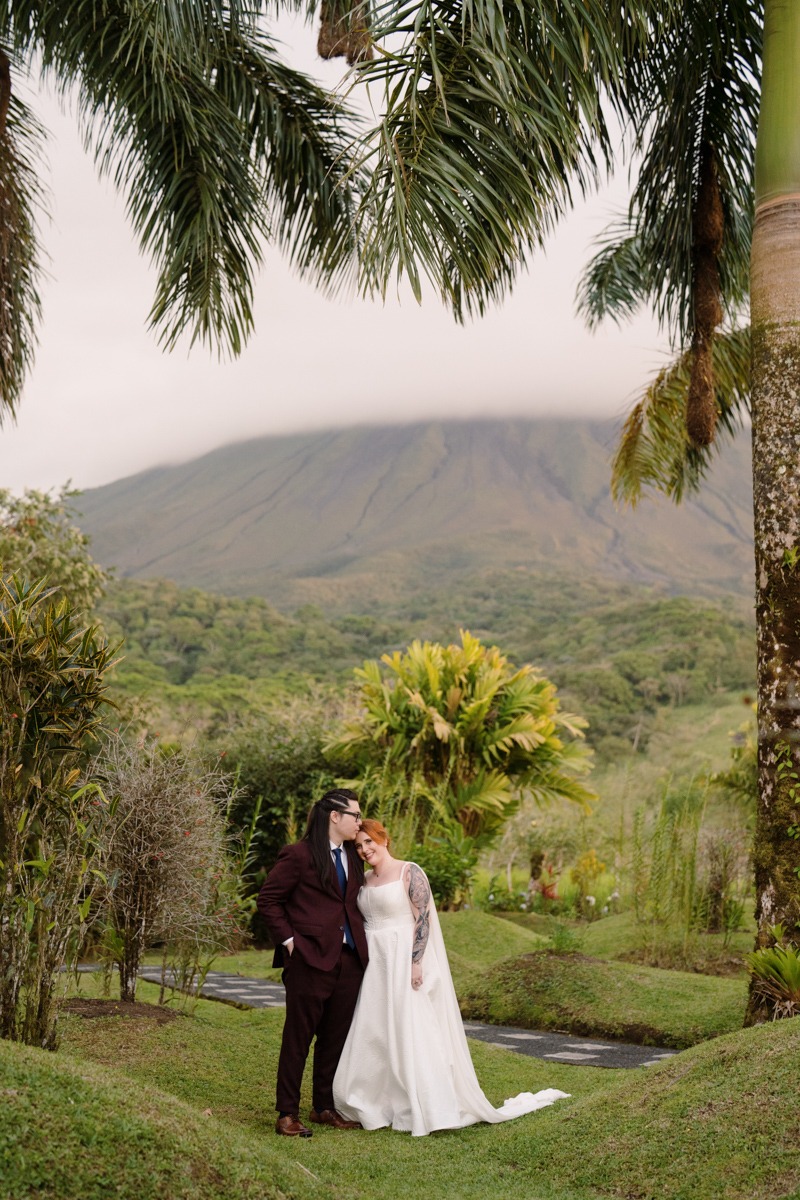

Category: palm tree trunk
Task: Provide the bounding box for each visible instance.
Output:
[746,0,800,1024]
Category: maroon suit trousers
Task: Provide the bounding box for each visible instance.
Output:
[276,944,364,1114]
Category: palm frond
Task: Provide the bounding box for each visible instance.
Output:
[525,769,596,811]
[611,325,751,506]
[617,0,760,343]
[0,90,45,421]
[10,3,361,357]
[209,31,364,295]
[576,221,652,330]
[353,0,671,319]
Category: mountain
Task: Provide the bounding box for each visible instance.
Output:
[76,419,754,607]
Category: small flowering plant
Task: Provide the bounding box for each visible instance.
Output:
[570,849,606,921]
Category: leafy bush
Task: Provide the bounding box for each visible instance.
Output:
[475,875,531,913]
[409,837,476,909]
[0,576,114,1047]
[0,487,107,613]
[632,786,704,965]
[216,702,341,875]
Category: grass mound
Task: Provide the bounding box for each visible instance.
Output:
[460,949,747,1047]
[58,985,800,1200]
[0,1034,331,1200]
[524,1017,800,1200]
[498,910,755,973]
[438,909,548,961]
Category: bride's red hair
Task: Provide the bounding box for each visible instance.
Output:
[359,818,391,849]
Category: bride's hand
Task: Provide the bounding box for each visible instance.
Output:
[411,963,423,990]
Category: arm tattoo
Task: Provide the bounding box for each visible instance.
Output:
[408,863,431,963]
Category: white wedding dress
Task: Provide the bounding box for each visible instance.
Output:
[333,866,568,1136]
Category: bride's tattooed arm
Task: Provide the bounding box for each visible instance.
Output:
[408,864,432,964]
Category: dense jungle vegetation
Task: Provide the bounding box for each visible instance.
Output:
[101,571,755,761]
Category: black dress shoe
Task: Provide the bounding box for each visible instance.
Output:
[309,1108,362,1130]
[275,1114,313,1137]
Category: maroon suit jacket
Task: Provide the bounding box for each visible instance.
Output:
[257,840,368,971]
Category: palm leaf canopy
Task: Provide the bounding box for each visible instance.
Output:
[578,0,760,496]
[0,1,362,417]
[580,0,760,344]
[347,0,760,500]
[0,89,43,420]
[352,0,677,318]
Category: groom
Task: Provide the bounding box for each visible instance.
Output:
[258,788,368,1137]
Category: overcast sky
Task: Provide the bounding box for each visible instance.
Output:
[1,17,669,495]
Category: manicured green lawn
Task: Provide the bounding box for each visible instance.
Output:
[2,980,795,1200]
[460,949,748,1048]
[182,911,744,1049]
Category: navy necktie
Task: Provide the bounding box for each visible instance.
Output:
[333,847,355,950]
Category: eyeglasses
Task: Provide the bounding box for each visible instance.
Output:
[340,809,362,820]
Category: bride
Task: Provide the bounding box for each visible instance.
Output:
[333,819,568,1136]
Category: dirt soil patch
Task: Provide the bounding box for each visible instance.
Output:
[62,998,178,1024]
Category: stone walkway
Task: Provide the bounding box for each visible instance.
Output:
[137,968,677,1070]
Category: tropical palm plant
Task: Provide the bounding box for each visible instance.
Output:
[327,631,594,847]
[0,1,362,418]
[348,0,800,1019]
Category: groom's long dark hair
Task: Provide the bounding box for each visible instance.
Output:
[303,788,363,889]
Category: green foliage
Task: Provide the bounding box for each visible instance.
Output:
[631,784,705,966]
[0,575,114,1046]
[409,837,476,910]
[749,940,800,1003]
[0,487,107,613]
[100,578,405,696]
[547,922,586,955]
[745,926,800,1020]
[693,829,751,942]
[609,329,751,505]
[476,875,529,914]
[96,573,755,761]
[214,702,341,878]
[546,595,755,758]
[0,1,363,415]
[0,93,43,420]
[329,630,595,848]
[710,715,758,814]
[569,849,606,920]
[354,0,662,318]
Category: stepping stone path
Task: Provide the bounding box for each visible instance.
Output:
[137,969,677,1070]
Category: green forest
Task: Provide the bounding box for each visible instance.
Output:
[101,570,755,761]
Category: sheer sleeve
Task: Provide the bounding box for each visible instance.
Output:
[405,862,432,963]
